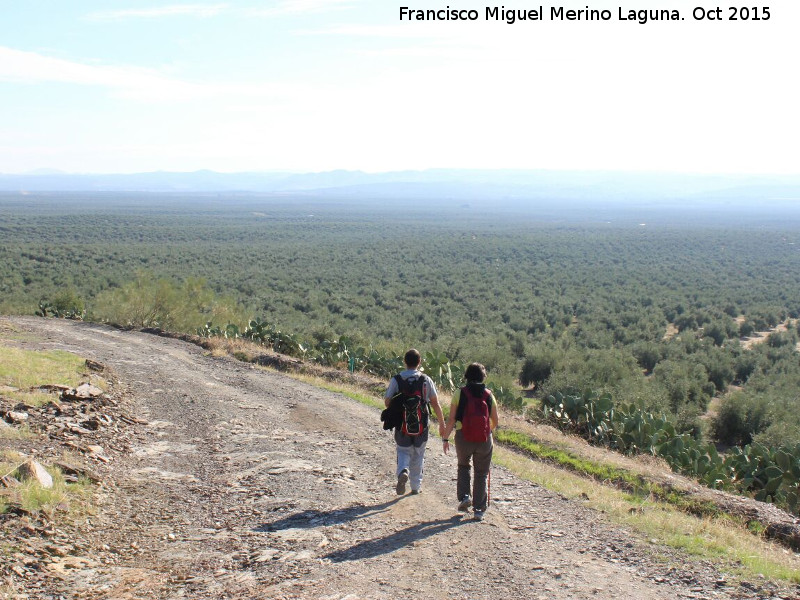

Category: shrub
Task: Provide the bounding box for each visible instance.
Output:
[703,321,727,346]
[51,287,85,315]
[652,359,711,412]
[93,271,242,332]
[540,347,641,400]
[712,391,769,446]
[519,352,556,388]
[631,341,661,373]
[700,350,735,393]
[733,352,759,383]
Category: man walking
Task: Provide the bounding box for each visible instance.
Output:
[384,349,445,495]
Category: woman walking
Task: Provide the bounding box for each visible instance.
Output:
[442,363,499,521]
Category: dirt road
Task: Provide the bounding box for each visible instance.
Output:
[3,317,792,599]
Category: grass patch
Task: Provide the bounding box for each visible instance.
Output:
[16,475,66,514]
[4,390,58,409]
[0,452,24,515]
[1,450,25,470]
[0,345,86,389]
[0,423,34,441]
[495,428,721,519]
[285,371,385,409]
[494,446,800,584]
[0,456,93,517]
[496,429,633,482]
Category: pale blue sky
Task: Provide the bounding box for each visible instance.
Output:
[1,1,798,174]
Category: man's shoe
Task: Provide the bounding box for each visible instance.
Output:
[473,510,485,521]
[396,470,409,495]
[411,488,421,495]
[458,495,471,512]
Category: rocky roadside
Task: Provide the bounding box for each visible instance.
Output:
[0,358,150,598]
[1,316,799,600]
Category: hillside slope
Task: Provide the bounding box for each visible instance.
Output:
[1,316,798,599]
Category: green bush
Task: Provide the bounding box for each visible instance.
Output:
[652,359,711,412]
[711,391,769,447]
[631,341,662,373]
[733,351,759,383]
[51,287,85,315]
[519,350,557,388]
[94,271,242,331]
[540,347,641,399]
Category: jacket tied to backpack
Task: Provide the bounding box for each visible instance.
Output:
[456,383,493,443]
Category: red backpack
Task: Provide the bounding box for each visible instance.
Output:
[458,385,492,443]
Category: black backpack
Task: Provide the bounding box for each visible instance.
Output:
[394,374,429,436]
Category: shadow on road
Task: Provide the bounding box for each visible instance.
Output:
[254,497,403,532]
[322,515,465,562]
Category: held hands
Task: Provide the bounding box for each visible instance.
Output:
[442,439,450,455]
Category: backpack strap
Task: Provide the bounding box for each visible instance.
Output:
[455,386,468,423]
[395,373,427,399]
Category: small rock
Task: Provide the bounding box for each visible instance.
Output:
[7,411,29,423]
[68,423,94,435]
[54,461,102,483]
[253,548,280,562]
[11,565,27,577]
[85,360,105,372]
[17,460,54,489]
[740,581,757,591]
[36,384,71,393]
[86,445,109,462]
[46,545,70,557]
[1,475,21,488]
[62,383,104,402]
[80,418,102,431]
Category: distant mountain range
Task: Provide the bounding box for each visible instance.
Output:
[2,169,800,204]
